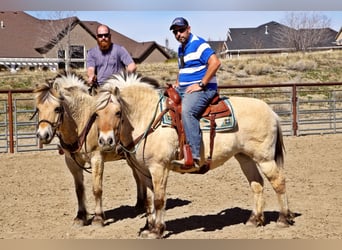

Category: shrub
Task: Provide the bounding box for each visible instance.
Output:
[287,59,317,72]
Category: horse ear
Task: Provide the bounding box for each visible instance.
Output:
[59,90,66,100]
[114,86,121,97]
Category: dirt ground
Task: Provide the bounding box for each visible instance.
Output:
[0,134,342,239]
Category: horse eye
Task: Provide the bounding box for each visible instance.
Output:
[55,107,63,113]
[115,111,121,117]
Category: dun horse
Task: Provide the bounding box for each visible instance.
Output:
[34,73,149,226]
[95,73,295,239]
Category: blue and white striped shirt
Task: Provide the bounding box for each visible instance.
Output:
[177,33,217,90]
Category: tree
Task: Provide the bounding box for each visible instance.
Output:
[275,12,331,52]
[35,11,78,71]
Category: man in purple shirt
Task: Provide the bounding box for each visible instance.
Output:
[86,24,137,86]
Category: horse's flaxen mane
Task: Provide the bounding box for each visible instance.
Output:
[34,79,60,105]
[96,73,160,119]
[56,74,96,118]
[53,71,88,93]
[34,72,89,105]
[103,72,160,90]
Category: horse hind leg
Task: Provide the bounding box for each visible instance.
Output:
[257,160,295,227]
[234,153,266,227]
[128,162,147,213]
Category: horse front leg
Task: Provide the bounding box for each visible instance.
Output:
[140,163,169,239]
[65,155,89,226]
[91,152,105,226]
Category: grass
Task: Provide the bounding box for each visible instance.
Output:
[0,50,342,90]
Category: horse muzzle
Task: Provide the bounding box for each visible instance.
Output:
[36,129,54,144]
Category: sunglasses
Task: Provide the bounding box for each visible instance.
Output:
[97,33,110,38]
[172,27,187,35]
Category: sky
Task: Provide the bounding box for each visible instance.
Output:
[3,0,342,51]
[26,11,342,51]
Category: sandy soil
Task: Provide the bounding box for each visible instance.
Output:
[1,134,342,239]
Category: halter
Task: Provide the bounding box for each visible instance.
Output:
[33,102,97,174]
[31,106,64,140]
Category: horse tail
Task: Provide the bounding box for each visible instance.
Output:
[275,119,285,168]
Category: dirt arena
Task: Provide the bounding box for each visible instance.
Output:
[1,134,341,239]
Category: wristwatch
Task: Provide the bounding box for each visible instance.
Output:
[198,81,205,89]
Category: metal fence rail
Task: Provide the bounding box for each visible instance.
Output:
[1,82,342,153]
[0,99,8,153]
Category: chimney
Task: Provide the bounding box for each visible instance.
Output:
[265,25,268,35]
[0,21,4,29]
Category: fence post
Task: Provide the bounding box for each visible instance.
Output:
[292,85,298,136]
[7,91,14,153]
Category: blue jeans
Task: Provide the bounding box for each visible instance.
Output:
[177,87,217,160]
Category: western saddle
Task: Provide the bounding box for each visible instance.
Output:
[164,84,231,173]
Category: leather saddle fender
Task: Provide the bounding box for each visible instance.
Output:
[163,84,231,165]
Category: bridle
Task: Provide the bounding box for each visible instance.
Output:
[31,105,64,140]
[32,102,97,174]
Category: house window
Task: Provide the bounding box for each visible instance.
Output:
[70,45,84,59]
[58,50,65,59]
[69,45,85,69]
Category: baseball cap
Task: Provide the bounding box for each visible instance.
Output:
[169,17,189,30]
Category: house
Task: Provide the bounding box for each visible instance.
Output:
[336,27,342,46]
[0,11,171,71]
[81,21,171,64]
[206,41,228,58]
[208,21,341,58]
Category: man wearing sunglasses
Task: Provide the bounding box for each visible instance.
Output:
[169,17,221,170]
[86,24,137,86]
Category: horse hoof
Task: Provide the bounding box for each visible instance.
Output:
[277,212,295,227]
[139,230,161,239]
[246,213,264,227]
[92,215,105,227]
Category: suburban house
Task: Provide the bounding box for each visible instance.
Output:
[0,11,171,71]
[209,21,341,58]
[336,27,342,46]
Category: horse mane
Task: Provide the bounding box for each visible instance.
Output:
[33,78,60,105]
[103,72,160,90]
[53,71,89,94]
[96,72,161,112]
[34,72,96,123]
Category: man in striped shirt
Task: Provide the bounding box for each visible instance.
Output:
[169,17,221,170]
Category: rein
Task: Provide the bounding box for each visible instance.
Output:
[57,112,97,154]
[56,107,98,174]
[33,103,97,174]
[117,95,167,155]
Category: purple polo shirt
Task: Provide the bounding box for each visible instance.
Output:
[86,43,134,85]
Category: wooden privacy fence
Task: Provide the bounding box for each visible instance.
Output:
[1,82,342,153]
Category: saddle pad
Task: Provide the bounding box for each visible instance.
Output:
[159,95,236,132]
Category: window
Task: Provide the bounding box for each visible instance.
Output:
[58,50,65,59]
[70,45,84,59]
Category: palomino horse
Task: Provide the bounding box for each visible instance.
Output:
[34,73,149,226]
[95,73,295,239]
